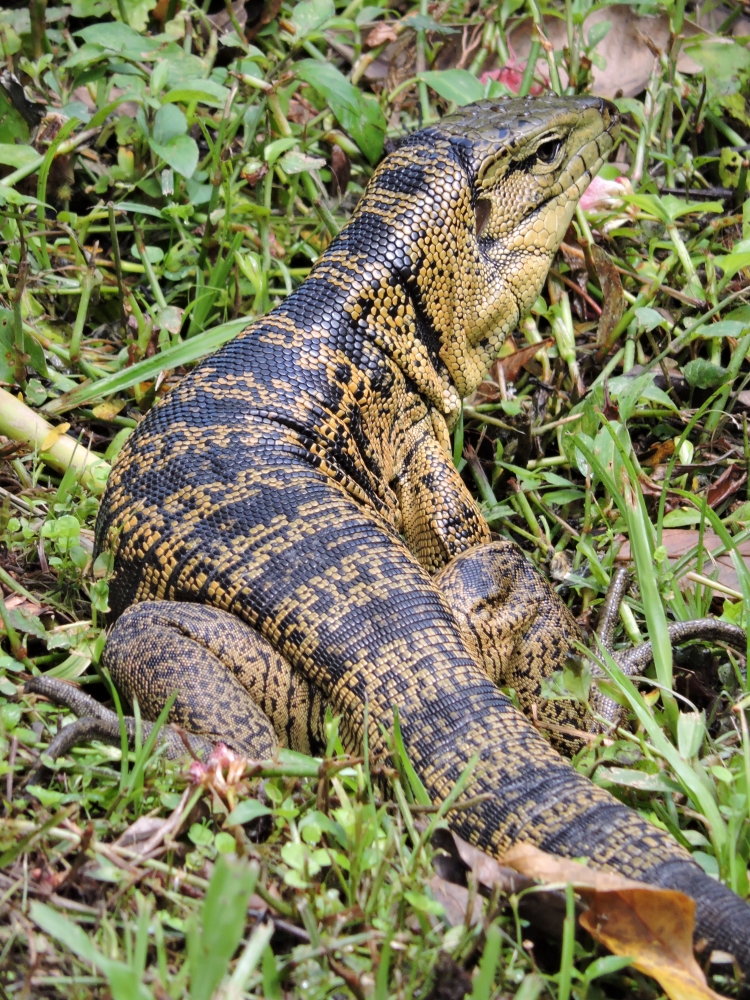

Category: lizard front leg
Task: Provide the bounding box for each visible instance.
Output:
[394,410,590,749]
[393,409,491,574]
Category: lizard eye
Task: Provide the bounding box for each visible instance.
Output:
[536,138,562,164]
[475,198,491,237]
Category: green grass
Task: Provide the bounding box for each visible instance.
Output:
[1,0,750,996]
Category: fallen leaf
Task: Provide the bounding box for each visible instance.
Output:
[641,438,676,467]
[706,465,747,509]
[617,528,750,595]
[480,63,545,96]
[501,844,725,1000]
[40,422,71,452]
[507,5,703,98]
[637,474,684,512]
[329,144,350,197]
[591,245,625,356]
[287,94,319,125]
[366,22,399,46]
[427,874,483,927]
[443,833,571,942]
[503,842,646,890]
[155,306,185,336]
[113,815,167,848]
[92,399,126,421]
[497,339,554,383]
[581,890,724,1000]
[3,594,42,614]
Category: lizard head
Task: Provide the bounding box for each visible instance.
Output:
[332,95,619,418]
[419,95,621,405]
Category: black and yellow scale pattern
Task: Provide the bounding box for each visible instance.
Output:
[49,97,750,968]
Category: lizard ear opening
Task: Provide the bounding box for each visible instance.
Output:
[475,198,491,237]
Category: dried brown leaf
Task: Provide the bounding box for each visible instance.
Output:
[501,844,725,1000]
[581,890,725,1000]
[591,245,625,355]
[707,465,747,509]
[617,528,750,594]
[427,874,483,927]
[507,5,702,98]
[641,438,676,467]
[366,22,399,47]
[497,339,554,384]
[330,144,351,197]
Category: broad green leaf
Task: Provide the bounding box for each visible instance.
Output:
[595,767,681,793]
[587,18,612,48]
[226,799,271,826]
[0,143,38,168]
[264,136,298,164]
[634,306,667,332]
[290,0,335,36]
[339,93,386,164]
[712,253,750,282]
[131,244,165,263]
[543,488,585,505]
[149,135,199,178]
[686,318,747,339]
[296,60,385,163]
[279,149,326,175]
[296,60,360,113]
[661,508,704,527]
[0,88,30,144]
[403,12,456,33]
[623,192,722,224]
[419,69,485,106]
[71,0,110,14]
[122,0,158,31]
[582,956,634,983]
[0,308,48,379]
[1,703,22,729]
[150,59,170,96]
[356,5,390,23]
[61,42,108,70]
[685,38,750,82]
[162,79,231,108]
[682,359,729,389]
[0,20,21,58]
[606,372,676,422]
[152,103,188,144]
[112,199,165,218]
[76,21,159,52]
[30,902,98,965]
[404,890,445,916]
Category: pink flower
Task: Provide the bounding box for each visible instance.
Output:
[579,173,631,212]
[480,64,545,96]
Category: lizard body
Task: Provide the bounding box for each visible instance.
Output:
[32,97,750,971]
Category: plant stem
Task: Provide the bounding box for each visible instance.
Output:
[0,387,109,493]
[416,0,430,123]
[69,267,97,365]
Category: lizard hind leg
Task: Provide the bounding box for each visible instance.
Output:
[103,601,328,759]
[26,601,328,773]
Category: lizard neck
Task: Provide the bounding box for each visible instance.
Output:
[284,138,475,423]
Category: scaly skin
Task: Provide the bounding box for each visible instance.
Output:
[31,97,750,971]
